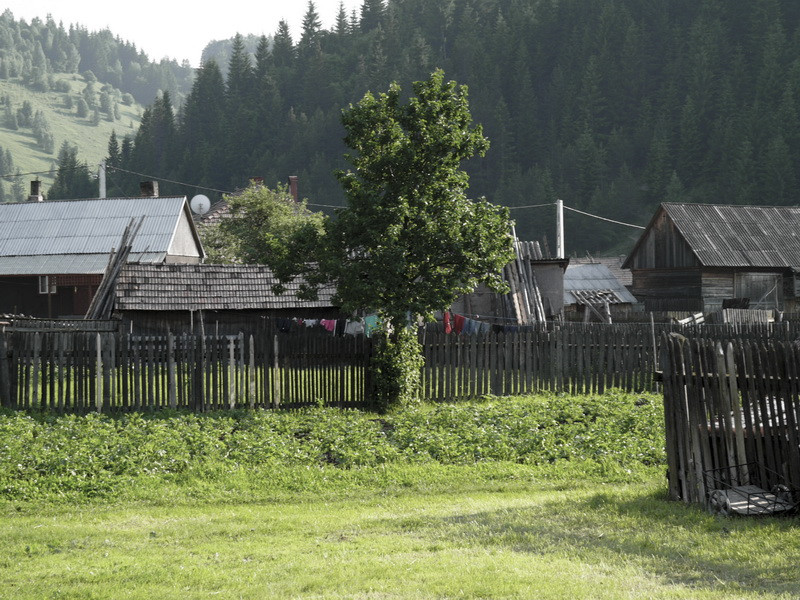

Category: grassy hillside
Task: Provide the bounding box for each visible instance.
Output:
[0,73,144,198]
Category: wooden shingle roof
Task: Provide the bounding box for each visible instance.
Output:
[115,263,337,311]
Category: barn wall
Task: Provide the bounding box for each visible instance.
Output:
[629,268,702,306]
[628,211,699,270]
[0,276,94,318]
[699,270,735,313]
[117,308,345,335]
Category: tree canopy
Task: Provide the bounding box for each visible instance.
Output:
[200,180,324,269]
[321,69,514,328]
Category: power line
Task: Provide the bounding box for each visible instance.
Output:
[562,204,645,230]
[0,169,58,180]
[106,165,234,195]
[99,166,646,231]
[104,169,133,198]
[507,203,555,210]
[108,165,348,208]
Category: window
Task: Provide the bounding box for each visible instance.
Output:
[38,275,56,295]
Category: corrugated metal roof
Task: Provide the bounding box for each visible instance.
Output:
[569,255,632,286]
[0,197,188,258]
[564,263,637,305]
[0,253,166,275]
[115,264,337,311]
[663,203,800,267]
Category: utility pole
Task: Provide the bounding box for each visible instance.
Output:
[98,160,106,198]
[556,198,565,259]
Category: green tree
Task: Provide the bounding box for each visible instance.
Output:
[76,97,88,118]
[200,181,324,265]
[10,169,25,202]
[3,102,17,130]
[106,130,121,168]
[48,141,96,200]
[276,70,515,409]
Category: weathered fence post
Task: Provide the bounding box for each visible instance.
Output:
[238,331,245,409]
[272,334,281,409]
[249,334,256,409]
[102,332,114,411]
[167,331,177,410]
[32,332,41,408]
[95,332,102,413]
[0,333,9,407]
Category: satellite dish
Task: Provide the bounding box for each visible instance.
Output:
[190,194,211,215]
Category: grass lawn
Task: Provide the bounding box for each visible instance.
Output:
[1,465,797,599]
[0,393,797,599]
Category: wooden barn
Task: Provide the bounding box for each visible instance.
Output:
[113,263,341,334]
[0,196,204,318]
[623,203,800,313]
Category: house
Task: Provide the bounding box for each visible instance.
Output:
[623,202,800,313]
[113,263,341,334]
[0,195,204,318]
[563,262,639,322]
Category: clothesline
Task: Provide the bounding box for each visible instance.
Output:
[442,312,522,335]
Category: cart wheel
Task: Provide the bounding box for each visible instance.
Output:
[771,484,792,504]
[709,490,730,516]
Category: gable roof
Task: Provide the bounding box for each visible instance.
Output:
[115,263,337,312]
[0,197,204,275]
[563,263,637,305]
[624,202,800,269]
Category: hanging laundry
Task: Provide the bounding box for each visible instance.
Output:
[479,321,491,334]
[320,319,336,333]
[335,319,347,336]
[454,314,465,334]
[345,320,365,336]
[443,311,452,334]
[463,318,478,335]
[304,319,318,327]
[363,315,379,336]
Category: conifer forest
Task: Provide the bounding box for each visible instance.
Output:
[7,1,800,254]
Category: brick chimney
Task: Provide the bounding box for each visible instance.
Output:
[288,175,298,202]
[140,181,159,197]
[28,180,43,202]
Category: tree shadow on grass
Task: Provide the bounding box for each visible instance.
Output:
[391,486,800,597]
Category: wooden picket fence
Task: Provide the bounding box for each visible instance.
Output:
[421,325,657,400]
[0,330,372,412]
[660,334,800,505]
[2,320,800,413]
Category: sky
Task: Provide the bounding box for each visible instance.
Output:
[2,0,361,67]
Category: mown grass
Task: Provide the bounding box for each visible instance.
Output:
[0,392,797,599]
